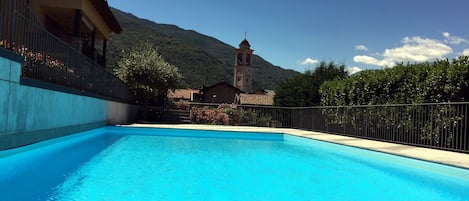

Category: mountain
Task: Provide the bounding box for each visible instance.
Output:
[107,8,299,90]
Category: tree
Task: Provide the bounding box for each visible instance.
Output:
[274,61,347,107]
[114,43,183,106]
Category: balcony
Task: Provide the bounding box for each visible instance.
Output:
[0,0,129,102]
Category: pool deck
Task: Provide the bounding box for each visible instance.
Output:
[128,124,469,169]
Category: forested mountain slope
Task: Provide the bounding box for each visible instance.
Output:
[107,8,299,89]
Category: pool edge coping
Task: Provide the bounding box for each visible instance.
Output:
[124,124,469,170]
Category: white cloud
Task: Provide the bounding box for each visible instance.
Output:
[442,32,469,45]
[353,55,395,67]
[355,45,369,51]
[384,37,452,62]
[346,66,363,75]
[353,36,452,67]
[462,49,469,56]
[300,58,319,65]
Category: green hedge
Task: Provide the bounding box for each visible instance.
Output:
[320,56,469,106]
[274,61,347,107]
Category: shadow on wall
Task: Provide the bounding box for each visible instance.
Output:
[0,49,137,150]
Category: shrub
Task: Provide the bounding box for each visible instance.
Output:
[191,104,272,126]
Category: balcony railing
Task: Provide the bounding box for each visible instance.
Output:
[0,0,129,102]
[189,102,469,153]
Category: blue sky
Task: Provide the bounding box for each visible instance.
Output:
[108,0,469,73]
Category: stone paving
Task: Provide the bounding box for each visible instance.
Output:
[128,124,469,169]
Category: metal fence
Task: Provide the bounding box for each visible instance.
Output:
[189,102,469,153]
[0,0,129,101]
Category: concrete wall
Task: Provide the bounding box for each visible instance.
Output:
[0,49,136,150]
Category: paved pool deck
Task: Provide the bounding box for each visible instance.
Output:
[128,124,469,169]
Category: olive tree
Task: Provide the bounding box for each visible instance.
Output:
[114,43,183,106]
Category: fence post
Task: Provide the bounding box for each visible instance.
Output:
[311,108,314,130]
[42,32,47,66]
[10,0,17,44]
[465,104,468,152]
[299,109,303,129]
[343,107,347,135]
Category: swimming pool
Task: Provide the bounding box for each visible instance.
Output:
[0,126,468,201]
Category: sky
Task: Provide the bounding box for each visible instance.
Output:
[108,0,469,74]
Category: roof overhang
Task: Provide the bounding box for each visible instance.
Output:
[89,0,122,34]
[29,0,121,39]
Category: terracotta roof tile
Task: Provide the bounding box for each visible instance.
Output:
[237,93,274,105]
[168,89,199,100]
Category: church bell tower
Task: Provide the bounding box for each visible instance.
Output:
[234,37,253,92]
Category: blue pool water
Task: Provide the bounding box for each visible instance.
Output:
[0,127,468,201]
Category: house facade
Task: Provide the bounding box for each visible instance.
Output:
[200,81,244,104]
[27,0,122,67]
[1,0,127,100]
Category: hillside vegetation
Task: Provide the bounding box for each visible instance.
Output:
[107,8,299,89]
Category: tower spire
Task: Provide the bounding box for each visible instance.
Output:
[244,32,247,39]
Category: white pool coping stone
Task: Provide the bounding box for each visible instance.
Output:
[126,124,469,169]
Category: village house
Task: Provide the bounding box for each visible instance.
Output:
[200,81,244,104]
[26,0,122,68]
[1,0,121,67]
[1,0,126,100]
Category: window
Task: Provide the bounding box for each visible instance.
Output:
[237,53,243,65]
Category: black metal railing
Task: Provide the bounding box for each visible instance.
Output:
[0,0,129,102]
[189,102,469,153]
